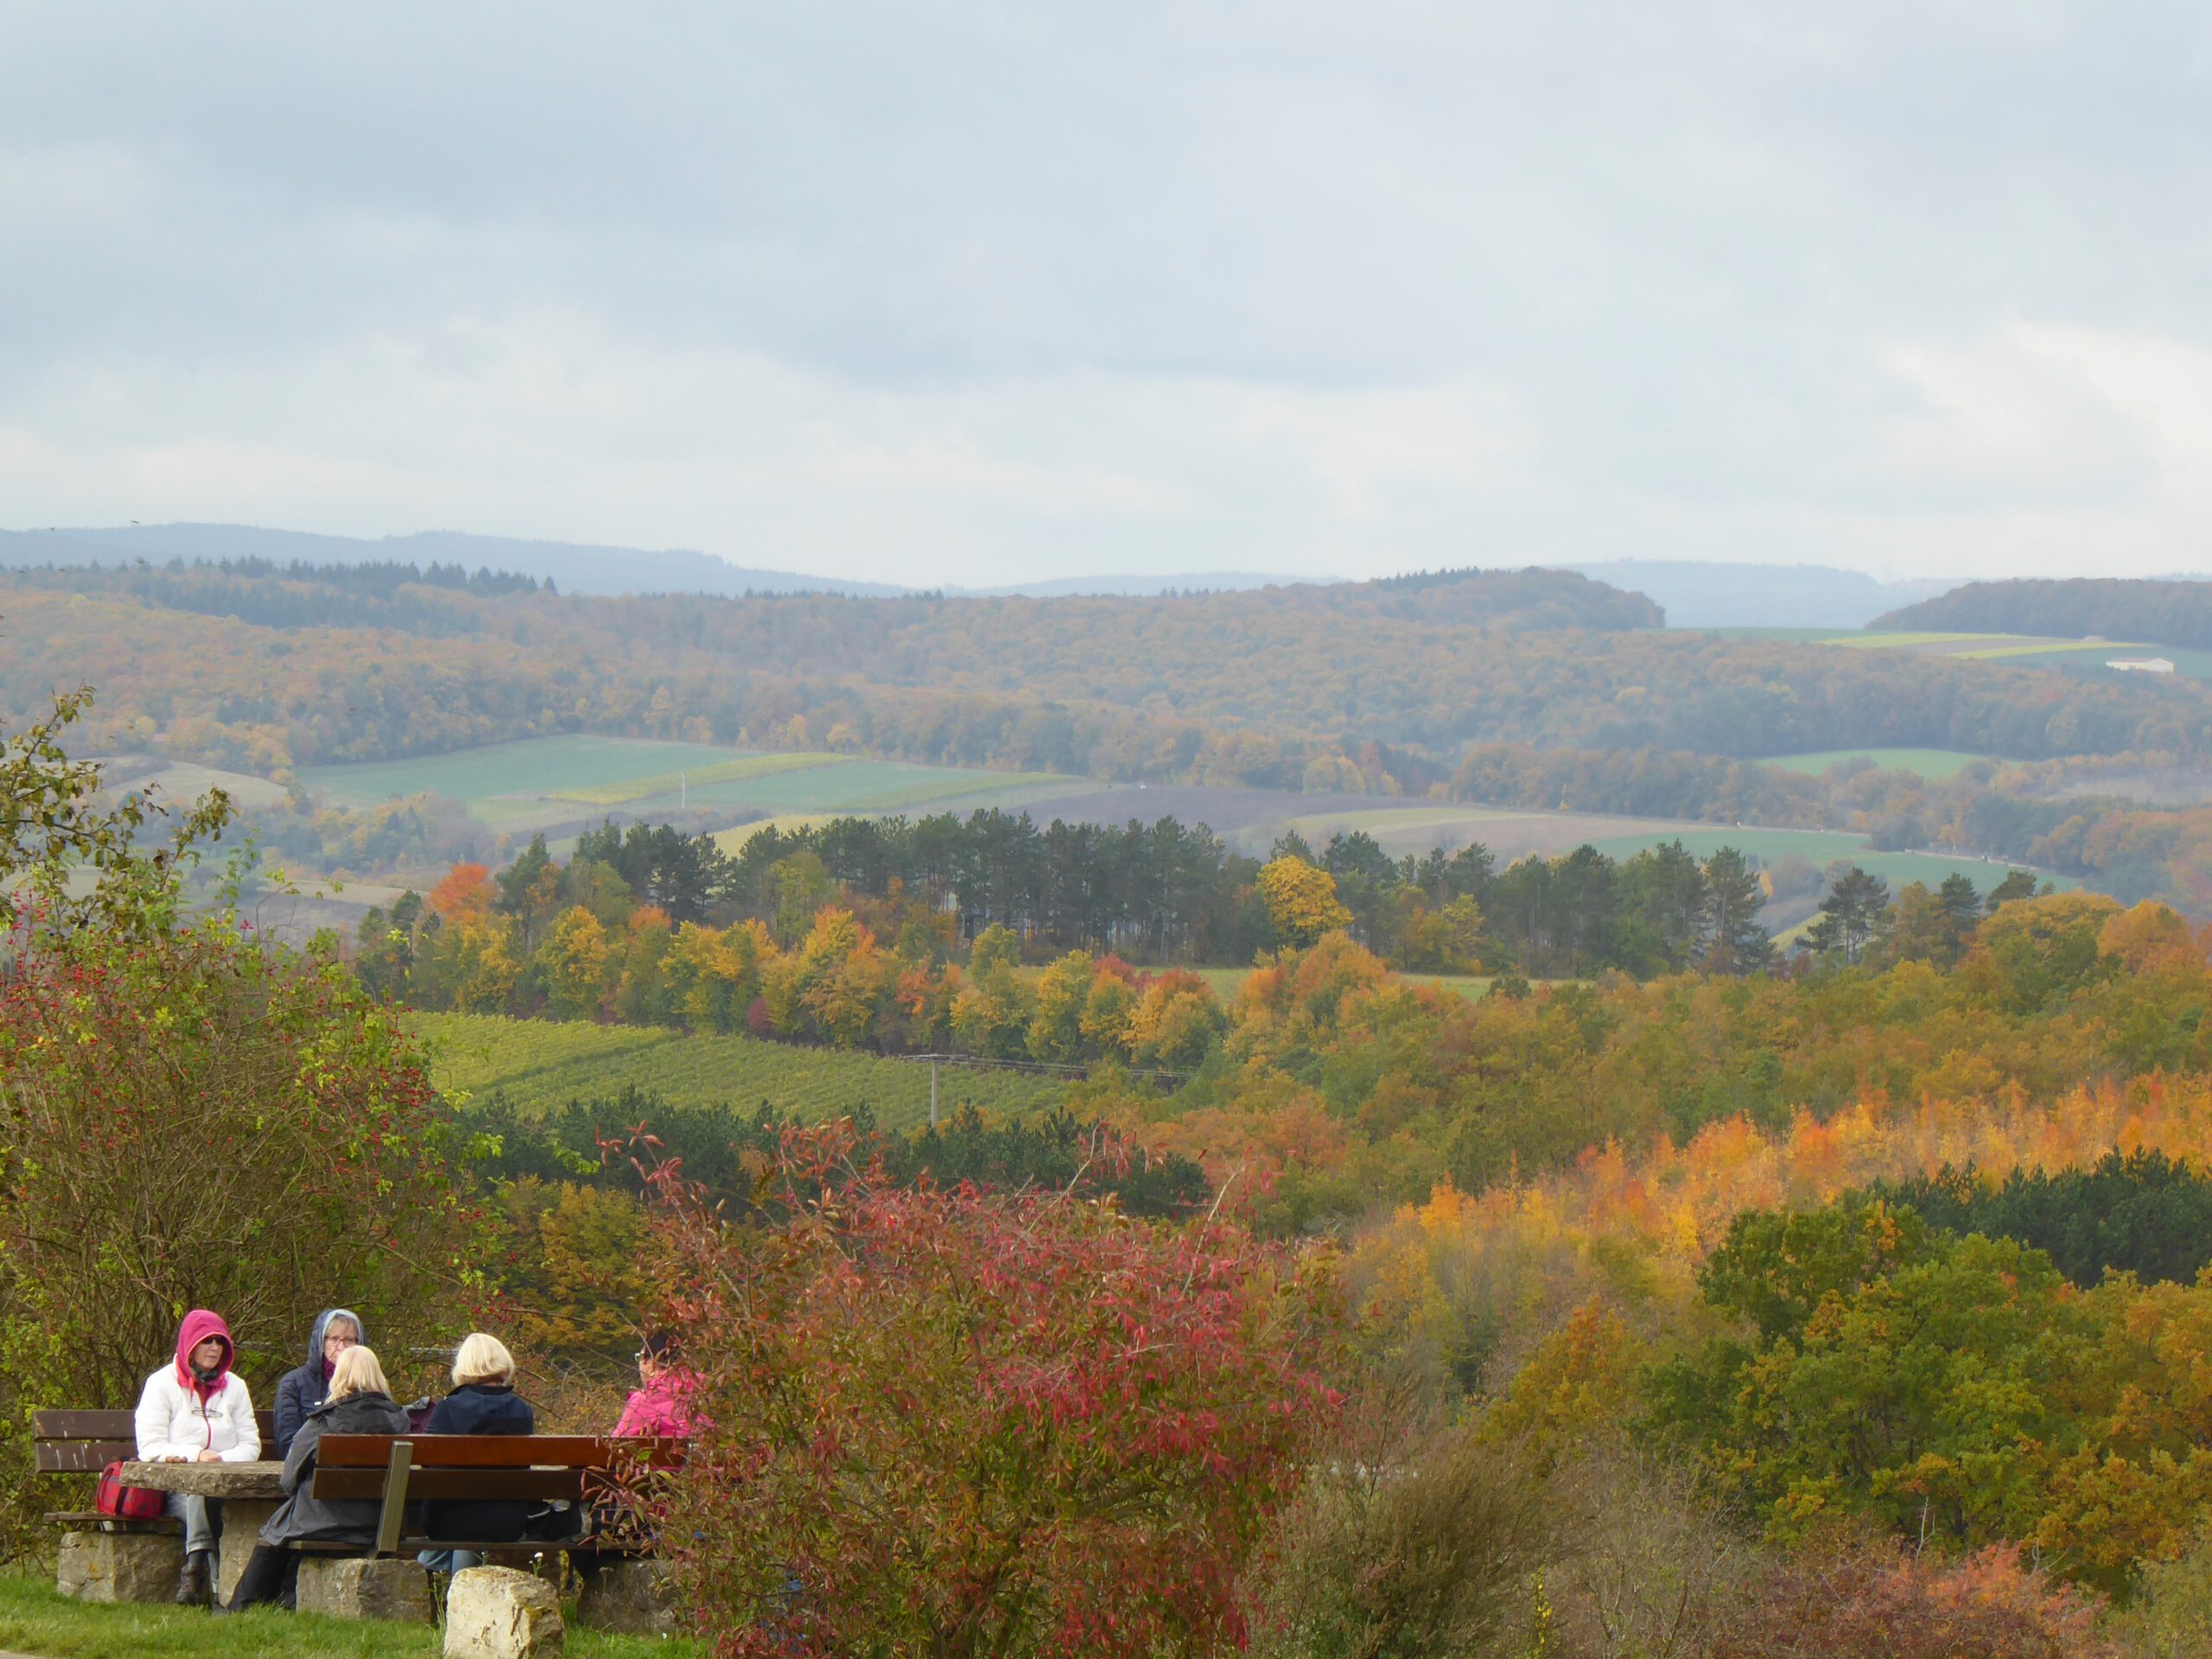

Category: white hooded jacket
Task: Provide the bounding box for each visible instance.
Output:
[135,1308,261,1463]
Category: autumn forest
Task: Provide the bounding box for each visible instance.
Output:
[9,556,2212,1657]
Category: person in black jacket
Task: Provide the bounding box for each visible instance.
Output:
[417,1332,535,1573]
[223,1346,412,1612]
[271,1308,365,1461]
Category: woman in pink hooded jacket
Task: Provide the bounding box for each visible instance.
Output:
[613,1330,696,1439]
[135,1309,260,1606]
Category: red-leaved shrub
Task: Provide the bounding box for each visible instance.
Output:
[633,1122,1345,1659]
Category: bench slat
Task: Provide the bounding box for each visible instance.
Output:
[312,1468,590,1503]
[35,1409,276,1440]
[43,1512,182,1533]
[35,1443,136,1473]
[317,1433,639,1470]
[33,1411,137,1440]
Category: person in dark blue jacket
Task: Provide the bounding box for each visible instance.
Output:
[417,1332,535,1573]
[271,1309,365,1461]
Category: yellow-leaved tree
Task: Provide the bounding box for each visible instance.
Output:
[1258,856,1354,946]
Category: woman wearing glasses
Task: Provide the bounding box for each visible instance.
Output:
[270,1309,365,1461]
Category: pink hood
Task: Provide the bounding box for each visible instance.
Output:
[174,1309,235,1398]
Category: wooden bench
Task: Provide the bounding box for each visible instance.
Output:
[309,1433,681,1559]
[34,1408,278,1531]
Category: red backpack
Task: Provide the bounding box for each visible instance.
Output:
[94,1462,167,1521]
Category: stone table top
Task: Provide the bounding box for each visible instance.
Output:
[118,1459,284,1500]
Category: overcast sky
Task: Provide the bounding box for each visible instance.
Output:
[3,3,2209,587]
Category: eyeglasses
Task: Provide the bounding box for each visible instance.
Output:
[324,1333,359,1349]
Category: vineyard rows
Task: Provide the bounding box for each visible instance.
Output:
[409,1011,1065,1129]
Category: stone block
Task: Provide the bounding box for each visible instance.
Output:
[217,1499,277,1606]
[445,1565,563,1659]
[55,1529,184,1604]
[297,1555,435,1624]
[576,1560,682,1637]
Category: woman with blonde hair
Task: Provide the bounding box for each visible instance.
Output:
[223,1344,411,1612]
[418,1332,536,1574]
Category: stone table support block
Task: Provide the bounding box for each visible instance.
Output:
[576,1560,682,1637]
[217,1499,277,1606]
[445,1565,564,1659]
[297,1556,436,1624]
[55,1529,183,1603]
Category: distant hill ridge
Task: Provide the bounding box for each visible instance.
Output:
[1874,577,2212,652]
[1559,559,1961,630]
[0,543,1662,633]
[0,524,906,598]
[0,523,1332,601]
[3,522,1672,627]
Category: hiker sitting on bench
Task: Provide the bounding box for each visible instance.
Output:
[225,1345,410,1613]
[271,1307,366,1460]
[416,1332,536,1575]
[135,1307,259,1608]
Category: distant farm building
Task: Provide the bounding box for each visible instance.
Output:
[2107,657,2176,673]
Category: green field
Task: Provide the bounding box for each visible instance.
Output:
[674,759,1077,815]
[411,1010,1065,1128]
[1825,631,1997,649]
[302,736,1082,831]
[1953,639,2149,661]
[2040,644,2212,684]
[552,750,842,804]
[1681,626,1853,642]
[1580,828,2065,895]
[1759,747,1993,779]
[301,735,736,805]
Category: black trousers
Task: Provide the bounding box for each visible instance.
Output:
[226,1544,302,1611]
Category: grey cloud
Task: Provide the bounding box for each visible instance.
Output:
[2,1,2209,582]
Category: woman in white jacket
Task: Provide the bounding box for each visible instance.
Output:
[135,1307,260,1606]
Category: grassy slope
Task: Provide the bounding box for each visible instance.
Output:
[299,735,730,805]
[411,1010,1065,1129]
[302,737,1085,828]
[0,1570,696,1659]
[551,750,842,804]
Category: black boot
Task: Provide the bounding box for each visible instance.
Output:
[174,1548,212,1607]
[223,1543,296,1613]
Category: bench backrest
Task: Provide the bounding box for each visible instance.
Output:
[310,1433,648,1502]
[309,1433,683,1554]
[34,1408,280,1473]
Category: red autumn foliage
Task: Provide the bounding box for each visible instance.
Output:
[1713,1541,2118,1659]
[631,1121,1347,1659]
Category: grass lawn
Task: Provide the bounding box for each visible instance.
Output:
[1758,747,1993,779]
[0,1570,696,1659]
